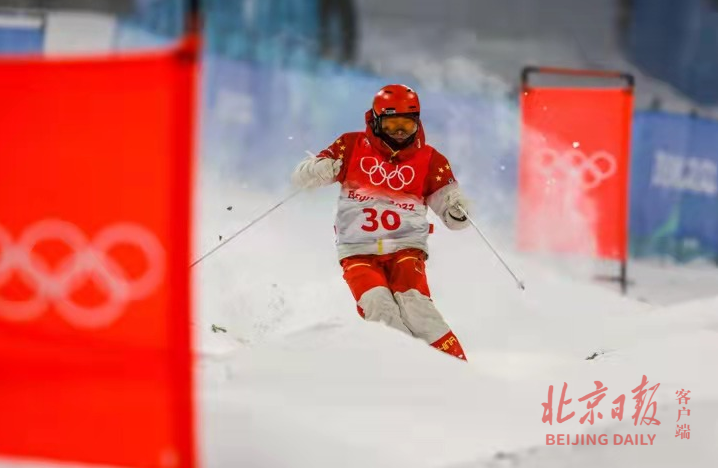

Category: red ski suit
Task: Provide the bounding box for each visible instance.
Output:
[312,112,468,360]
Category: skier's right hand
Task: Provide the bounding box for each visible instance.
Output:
[291,155,343,189]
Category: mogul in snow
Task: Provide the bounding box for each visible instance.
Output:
[291,84,470,361]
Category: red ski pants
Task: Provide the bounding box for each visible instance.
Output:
[340,248,466,360]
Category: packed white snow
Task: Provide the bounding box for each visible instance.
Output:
[193,166,718,468]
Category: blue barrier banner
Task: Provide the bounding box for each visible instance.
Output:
[0,13,45,54]
[630,112,718,261]
[201,55,383,189]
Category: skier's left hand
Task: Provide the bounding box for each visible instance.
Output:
[445,189,469,220]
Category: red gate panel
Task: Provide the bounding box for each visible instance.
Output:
[517,69,633,260]
[0,39,197,468]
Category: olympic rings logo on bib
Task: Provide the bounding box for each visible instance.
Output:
[360,157,415,190]
[0,219,165,329]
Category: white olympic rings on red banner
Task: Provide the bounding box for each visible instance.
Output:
[0,220,165,329]
[533,148,617,190]
[360,157,415,190]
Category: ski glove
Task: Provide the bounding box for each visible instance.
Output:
[445,189,470,221]
[426,184,470,230]
[291,155,343,189]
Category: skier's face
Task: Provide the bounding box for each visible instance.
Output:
[380,115,418,143]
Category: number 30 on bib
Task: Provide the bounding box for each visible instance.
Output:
[361,208,401,232]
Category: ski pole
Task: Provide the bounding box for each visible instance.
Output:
[457,205,526,291]
[189,187,302,268]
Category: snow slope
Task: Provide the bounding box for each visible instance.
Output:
[194,167,718,468]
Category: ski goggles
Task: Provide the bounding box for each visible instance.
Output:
[380,115,419,136]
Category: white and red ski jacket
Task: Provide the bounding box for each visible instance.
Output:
[294,112,470,260]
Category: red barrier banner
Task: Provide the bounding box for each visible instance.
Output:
[517,80,633,260]
[0,40,197,468]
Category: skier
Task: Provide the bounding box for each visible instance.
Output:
[291,84,470,361]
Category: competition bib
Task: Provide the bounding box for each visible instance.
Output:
[335,137,432,245]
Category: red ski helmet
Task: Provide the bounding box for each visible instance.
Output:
[370,84,421,149]
[372,84,420,118]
